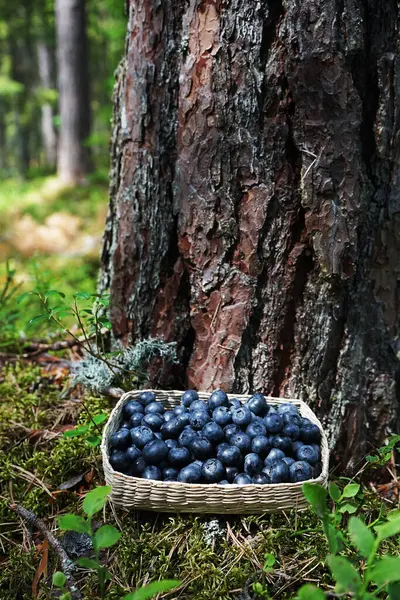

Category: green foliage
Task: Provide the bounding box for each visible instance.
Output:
[121,580,181,600]
[366,435,400,466]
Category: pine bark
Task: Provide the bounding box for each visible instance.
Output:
[101,0,400,471]
[55,0,91,183]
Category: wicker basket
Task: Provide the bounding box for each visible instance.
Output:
[101,390,329,514]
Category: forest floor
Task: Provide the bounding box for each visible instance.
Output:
[0,174,399,600]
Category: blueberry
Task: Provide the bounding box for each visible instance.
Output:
[190,410,211,430]
[192,459,204,469]
[246,422,267,439]
[168,446,191,467]
[129,413,143,428]
[213,406,232,427]
[160,418,185,439]
[130,456,147,476]
[277,403,299,416]
[271,435,292,454]
[233,473,252,485]
[311,444,321,459]
[246,393,268,416]
[264,413,283,434]
[229,398,242,410]
[218,480,230,485]
[292,441,304,454]
[250,414,265,424]
[177,464,202,483]
[251,436,271,457]
[202,421,224,444]
[216,442,231,453]
[189,400,209,413]
[164,477,178,482]
[296,444,319,466]
[217,445,242,467]
[130,426,154,449]
[225,466,239,483]
[223,424,241,441]
[139,391,156,405]
[165,439,178,450]
[300,417,312,427]
[110,450,129,473]
[232,406,252,427]
[174,405,188,416]
[300,424,321,444]
[289,460,313,482]
[176,413,190,428]
[230,433,252,454]
[110,428,131,450]
[164,410,175,422]
[123,400,144,418]
[142,439,169,464]
[208,389,229,411]
[263,460,290,483]
[142,413,164,431]
[126,445,141,462]
[162,466,179,480]
[190,437,214,460]
[181,389,199,407]
[264,448,286,465]
[282,457,296,467]
[142,466,162,480]
[178,428,198,448]
[145,401,165,415]
[283,424,300,441]
[120,421,131,429]
[202,458,226,483]
[252,473,270,484]
[244,453,263,475]
[282,412,300,426]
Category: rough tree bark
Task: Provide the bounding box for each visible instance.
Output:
[55,0,91,184]
[37,41,57,168]
[101,0,400,471]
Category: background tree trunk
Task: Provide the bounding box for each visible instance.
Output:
[101,0,400,471]
[37,41,57,168]
[55,0,91,184]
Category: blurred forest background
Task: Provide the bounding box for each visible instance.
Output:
[0,0,126,345]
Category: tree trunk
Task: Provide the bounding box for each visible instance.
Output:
[101,0,400,471]
[55,0,91,184]
[37,41,57,168]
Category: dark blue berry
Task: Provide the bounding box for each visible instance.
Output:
[177,464,202,483]
[252,473,270,484]
[230,433,252,454]
[223,424,241,441]
[130,456,146,476]
[189,400,209,413]
[129,413,143,428]
[178,428,198,448]
[271,435,292,454]
[218,480,230,485]
[264,413,283,434]
[174,405,188,416]
[165,438,178,450]
[232,406,252,427]
[212,406,232,427]
[282,412,300,426]
[244,453,263,475]
[160,418,185,439]
[110,450,129,473]
[225,466,239,483]
[126,446,141,462]
[289,461,313,482]
[246,422,267,439]
[110,429,131,450]
[123,400,144,418]
[300,424,321,444]
[282,457,296,467]
[142,466,162,480]
[246,393,268,416]
[162,466,179,480]
[202,421,224,444]
[189,410,211,430]
[296,444,319,466]
[229,398,242,410]
[181,389,199,407]
[142,413,164,431]
[251,436,270,457]
[163,410,175,422]
[217,445,242,467]
[263,460,290,483]
[233,473,252,485]
[190,437,214,460]
[208,389,229,412]
[145,401,165,415]
[176,413,190,428]
[130,426,154,449]
[139,391,156,405]
[283,423,300,440]
[168,446,191,467]
[277,403,299,416]
[264,448,286,465]
[142,439,169,464]
[202,458,226,483]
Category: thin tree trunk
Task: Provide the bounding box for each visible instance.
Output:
[55,0,91,184]
[9,39,30,179]
[101,0,400,471]
[37,41,57,168]
[0,105,6,173]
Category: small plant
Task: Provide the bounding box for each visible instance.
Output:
[366,434,400,467]
[0,261,22,350]
[296,481,400,599]
[57,485,180,600]
[63,411,108,447]
[251,553,275,598]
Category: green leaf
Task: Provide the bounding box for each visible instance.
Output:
[322,521,338,554]
[264,553,275,569]
[92,413,108,425]
[76,557,99,570]
[82,485,112,517]
[296,584,325,600]
[94,524,121,549]
[45,290,66,300]
[348,517,375,558]
[389,582,400,599]
[327,555,362,594]
[302,483,328,518]
[28,314,48,327]
[74,292,92,300]
[375,517,400,542]
[57,514,88,534]
[365,455,379,463]
[122,580,181,600]
[328,482,341,502]
[369,557,400,585]
[52,571,67,588]
[63,425,89,437]
[338,502,358,514]
[86,435,101,447]
[17,292,34,304]
[342,483,360,498]
[387,509,400,521]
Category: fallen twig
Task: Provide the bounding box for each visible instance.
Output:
[10,503,82,600]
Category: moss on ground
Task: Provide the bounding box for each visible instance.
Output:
[0,362,398,600]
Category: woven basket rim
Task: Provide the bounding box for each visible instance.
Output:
[101,389,329,490]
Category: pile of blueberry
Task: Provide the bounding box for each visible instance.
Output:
[108,390,322,485]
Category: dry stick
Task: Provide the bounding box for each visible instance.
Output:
[10,504,82,600]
